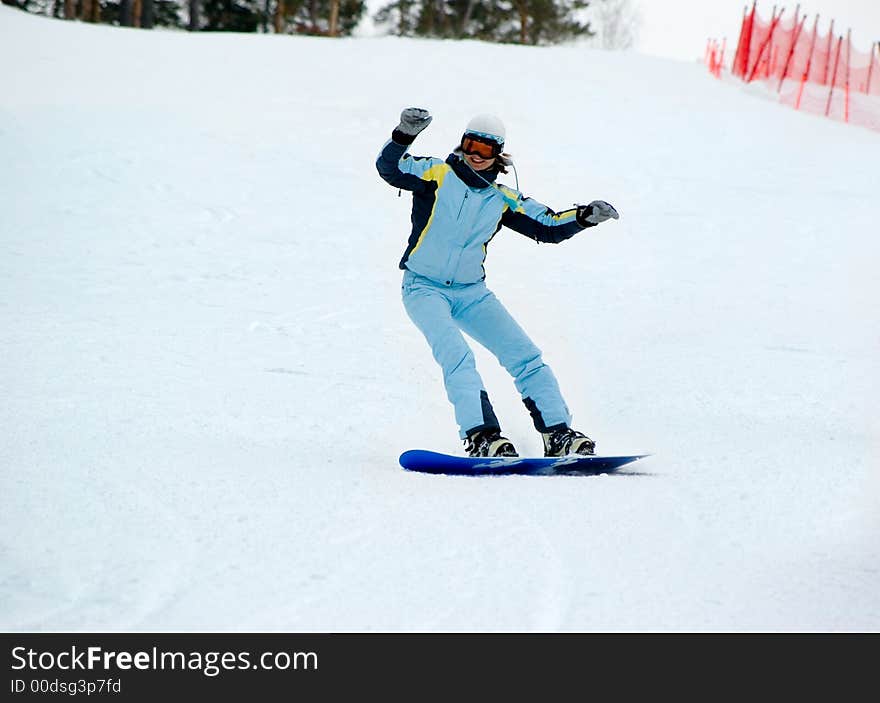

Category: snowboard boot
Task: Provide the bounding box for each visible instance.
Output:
[541,426,596,457]
[464,428,518,457]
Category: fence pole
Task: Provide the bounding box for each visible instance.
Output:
[867,42,877,94]
[822,19,834,84]
[734,1,757,79]
[796,15,820,110]
[746,7,785,82]
[766,5,778,78]
[844,29,851,122]
[825,34,842,117]
[771,2,795,79]
[778,14,806,92]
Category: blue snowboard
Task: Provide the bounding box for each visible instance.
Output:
[399,450,649,476]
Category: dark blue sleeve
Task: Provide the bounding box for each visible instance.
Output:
[501,200,592,244]
[376,138,429,193]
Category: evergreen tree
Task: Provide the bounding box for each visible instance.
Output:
[79,0,101,22]
[141,0,155,27]
[372,0,419,37]
[120,0,133,24]
[17,0,362,34]
[374,0,593,45]
[111,0,166,27]
[202,0,262,31]
[283,0,365,36]
[189,0,200,30]
[509,0,591,45]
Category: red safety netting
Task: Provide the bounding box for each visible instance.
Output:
[715,2,880,132]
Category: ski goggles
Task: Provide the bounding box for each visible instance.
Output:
[460,133,503,159]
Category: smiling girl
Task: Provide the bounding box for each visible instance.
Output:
[377,108,619,458]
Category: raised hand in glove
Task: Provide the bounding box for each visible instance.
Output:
[392,108,432,145]
[576,200,620,227]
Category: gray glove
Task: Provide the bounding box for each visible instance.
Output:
[393,108,432,143]
[576,200,619,226]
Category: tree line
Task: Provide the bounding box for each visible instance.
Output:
[2,0,605,44]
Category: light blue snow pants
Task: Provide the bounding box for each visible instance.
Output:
[402,269,572,439]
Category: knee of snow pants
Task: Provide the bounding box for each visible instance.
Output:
[454,286,571,431]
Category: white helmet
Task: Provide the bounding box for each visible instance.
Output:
[464,114,506,146]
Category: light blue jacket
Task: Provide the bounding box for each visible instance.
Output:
[377,138,591,286]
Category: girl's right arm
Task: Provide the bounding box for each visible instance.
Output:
[375,139,442,193]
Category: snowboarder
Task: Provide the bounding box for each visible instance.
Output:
[377,108,619,458]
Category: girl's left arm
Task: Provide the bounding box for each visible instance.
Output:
[500,195,592,244]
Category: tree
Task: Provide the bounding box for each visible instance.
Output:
[202,0,262,31]
[99,0,180,27]
[115,0,156,26]
[283,0,366,36]
[374,0,594,45]
[372,0,418,37]
[274,0,284,32]
[327,0,338,35]
[79,0,101,22]
[189,0,201,29]
[120,0,133,25]
[141,0,155,27]
[593,0,639,50]
[510,0,591,45]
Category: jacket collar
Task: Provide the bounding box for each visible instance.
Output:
[446,153,499,189]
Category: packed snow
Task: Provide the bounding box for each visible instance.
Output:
[1,6,878,631]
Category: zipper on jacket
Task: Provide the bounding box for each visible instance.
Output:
[456,191,469,220]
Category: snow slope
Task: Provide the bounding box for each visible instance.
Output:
[1,7,878,631]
